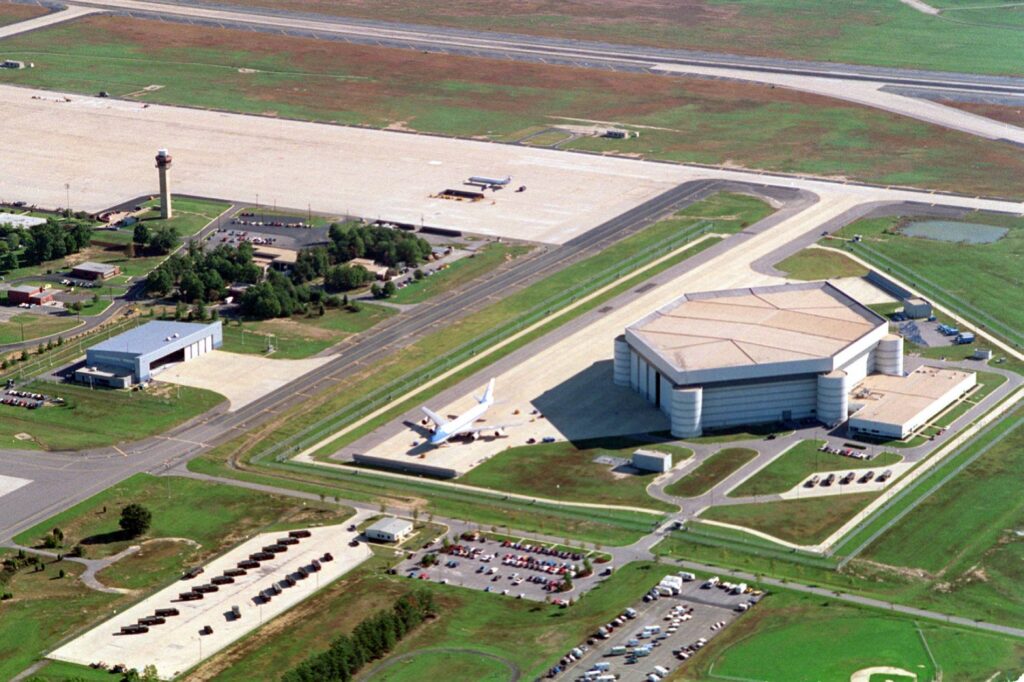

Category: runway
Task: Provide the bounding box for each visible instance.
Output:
[26,0,1024,144]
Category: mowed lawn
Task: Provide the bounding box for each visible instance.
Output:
[0,380,224,451]
[389,243,532,305]
[214,0,1024,76]
[863,412,1024,612]
[728,440,901,497]
[681,590,1024,682]
[701,492,878,545]
[831,211,1024,348]
[3,474,350,679]
[219,303,396,359]
[664,448,757,498]
[775,247,869,281]
[0,313,80,344]
[1,18,1023,195]
[459,439,686,511]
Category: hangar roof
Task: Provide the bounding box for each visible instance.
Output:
[90,321,218,357]
[626,282,886,379]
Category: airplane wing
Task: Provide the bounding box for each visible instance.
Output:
[460,421,519,435]
[421,406,447,427]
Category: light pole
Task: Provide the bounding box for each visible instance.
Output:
[64,183,70,214]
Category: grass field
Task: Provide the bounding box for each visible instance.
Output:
[862,412,1024,607]
[775,246,869,280]
[0,313,80,344]
[388,243,533,305]
[458,438,686,511]
[2,475,350,679]
[218,303,396,359]
[1,18,1023,196]
[0,380,224,451]
[702,492,879,545]
[664,448,757,498]
[680,590,1024,682]
[829,211,1024,348]
[134,195,230,243]
[14,473,350,569]
[214,0,1024,76]
[727,441,901,497]
[193,560,680,682]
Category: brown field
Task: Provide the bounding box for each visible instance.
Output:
[0,2,46,26]
[4,16,1024,196]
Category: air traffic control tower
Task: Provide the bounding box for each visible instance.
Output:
[155,147,173,219]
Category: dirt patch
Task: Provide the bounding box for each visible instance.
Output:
[255,317,334,341]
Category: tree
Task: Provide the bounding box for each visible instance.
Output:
[140,664,160,682]
[119,503,152,538]
[413,268,424,281]
[149,225,178,255]
[382,280,396,298]
[133,222,150,246]
[370,283,383,299]
[326,264,371,292]
[145,268,174,297]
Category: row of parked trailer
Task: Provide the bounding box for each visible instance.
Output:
[500,539,585,562]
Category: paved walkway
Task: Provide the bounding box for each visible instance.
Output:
[5,542,136,594]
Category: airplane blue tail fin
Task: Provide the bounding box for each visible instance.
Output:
[478,378,495,405]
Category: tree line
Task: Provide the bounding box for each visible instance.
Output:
[281,589,438,682]
[0,216,93,273]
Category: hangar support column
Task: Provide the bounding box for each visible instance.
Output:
[670,386,702,439]
[875,334,904,376]
[816,370,849,427]
[613,336,631,387]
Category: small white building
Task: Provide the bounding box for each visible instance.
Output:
[903,297,932,319]
[632,449,672,473]
[365,517,414,543]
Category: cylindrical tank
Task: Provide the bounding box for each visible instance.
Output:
[670,386,702,439]
[816,370,849,426]
[613,336,631,387]
[875,334,904,376]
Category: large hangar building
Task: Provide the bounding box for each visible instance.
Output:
[75,320,223,387]
[614,282,909,438]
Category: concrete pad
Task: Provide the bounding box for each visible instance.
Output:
[827,276,897,306]
[358,196,863,475]
[49,521,372,680]
[0,474,31,498]
[0,86,692,245]
[155,350,331,411]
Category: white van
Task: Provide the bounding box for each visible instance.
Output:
[653,665,670,676]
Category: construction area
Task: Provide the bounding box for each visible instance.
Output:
[49,521,372,680]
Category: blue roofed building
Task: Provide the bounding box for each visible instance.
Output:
[74,320,223,387]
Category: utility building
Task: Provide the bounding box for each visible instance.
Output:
[76,320,222,386]
[365,517,414,544]
[615,283,901,438]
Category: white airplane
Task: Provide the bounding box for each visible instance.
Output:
[422,379,499,446]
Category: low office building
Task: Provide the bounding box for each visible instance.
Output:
[71,262,120,280]
[0,213,46,229]
[615,282,901,438]
[78,320,222,385]
[7,285,54,306]
[365,517,414,544]
[848,366,976,439]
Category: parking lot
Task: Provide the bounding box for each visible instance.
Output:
[394,534,610,603]
[49,520,371,680]
[553,575,759,682]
